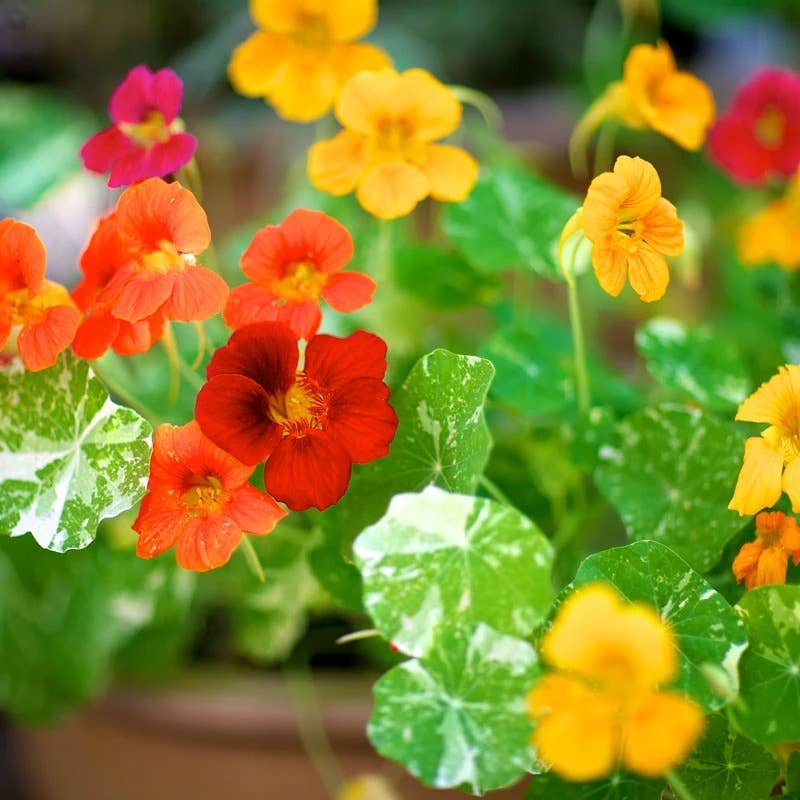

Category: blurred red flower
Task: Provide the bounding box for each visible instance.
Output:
[195,321,397,511]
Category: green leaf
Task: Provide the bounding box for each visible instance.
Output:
[322,349,494,552]
[394,243,501,309]
[354,486,553,657]
[661,0,765,29]
[525,772,663,800]
[0,353,152,552]
[571,540,747,711]
[787,750,800,792]
[443,164,578,279]
[595,405,746,573]
[369,623,539,794]
[732,585,800,745]
[0,535,191,723]
[672,713,780,800]
[308,523,364,612]
[635,318,751,412]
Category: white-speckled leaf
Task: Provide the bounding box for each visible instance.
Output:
[525,772,663,800]
[0,353,152,551]
[572,541,747,711]
[732,585,800,744]
[636,318,752,412]
[369,623,539,795]
[672,713,780,799]
[354,486,553,657]
[595,405,746,573]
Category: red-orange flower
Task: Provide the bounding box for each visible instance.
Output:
[732,511,800,590]
[224,209,375,339]
[0,218,79,371]
[133,421,286,571]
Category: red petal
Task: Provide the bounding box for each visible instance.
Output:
[264,431,352,511]
[321,271,376,312]
[134,491,184,559]
[240,224,290,283]
[108,146,150,188]
[72,306,119,359]
[80,126,131,173]
[162,264,229,322]
[175,515,243,572]
[279,209,354,273]
[327,377,398,463]
[152,68,184,124]
[206,321,298,397]
[304,329,388,391]
[18,305,79,371]
[195,374,282,465]
[227,484,286,534]
[110,270,176,323]
[147,133,197,178]
[224,283,281,329]
[276,299,322,340]
[109,65,156,124]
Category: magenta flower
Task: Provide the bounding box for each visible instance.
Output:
[80,65,197,188]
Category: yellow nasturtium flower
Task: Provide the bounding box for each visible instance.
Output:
[229,0,391,122]
[729,365,800,515]
[561,155,684,302]
[527,583,704,782]
[308,68,479,219]
[570,41,715,171]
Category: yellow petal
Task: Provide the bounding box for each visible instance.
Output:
[623,40,676,93]
[735,365,800,429]
[582,172,629,242]
[528,674,620,783]
[738,202,784,267]
[398,69,463,142]
[338,774,401,800]
[267,46,338,121]
[591,240,628,297]
[626,243,670,302]
[336,69,401,134]
[782,459,800,513]
[334,42,392,86]
[308,131,371,195]
[728,435,784,516]
[228,31,292,97]
[641,198,684,256]
[250,0,378,42]
[414,144,478,202]
[356,161,429,219]
[622,691,705,778]
[645,71,716,151]
[613,155,662,218]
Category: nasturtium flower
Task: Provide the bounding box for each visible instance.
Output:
[527,583,704,782]
[228,0,390,123]
[133,421,286,571]
[733,511,800,590]
[195,321,398,512]
[0,218,79,371]
[729,364,800,515]
[80,65,196,188]
[571,41,714,168]
[308,68,479,219]
[224,209,375,339]
[709,68,800,185]
[562,155,684,302]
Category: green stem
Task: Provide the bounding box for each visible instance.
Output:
[566,272,590,415]
[449,85,504,130]
[336,628,380,645]
[92,361,160,426]
[667,771,698,800]
[594,120,618,175]
[479,475,514,507]
[239,535,265,584]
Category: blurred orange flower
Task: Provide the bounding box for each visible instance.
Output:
[729,365,800,515]
[733,511,800,589]
[229,0,391,122]
[564,155,684,302]
[308,68,479,219]
[527,583,704,782]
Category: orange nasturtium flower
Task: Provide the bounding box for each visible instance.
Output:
[228,0,391,122]
[0,219,79,371]
[729,364,800,515]
[308,68,479,219]
[133,421,286,571]
[570,41,715,171]
[561,155,684,302]
[527,583,704,782]
[733,511,800,589]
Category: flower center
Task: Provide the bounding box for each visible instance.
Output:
[183,475,228,516]
[780,432,800,464]
[375,117,414,153]
[294,12,331,47]
[120,110,172,149]
[267,375,327,436]
[273,261,328,304]
[140,240,190,274]
[755,105,785,149]
[5,288,41,325]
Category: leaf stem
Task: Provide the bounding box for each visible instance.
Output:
[479,475,514,507]
[335,628,380,645]
[91,361,160,426]
[450,85,504,130]
[564,243,591,415]
[667,770,698,800]
[240,535,265,584]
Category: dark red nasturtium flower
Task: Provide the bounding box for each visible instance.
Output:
[708,67,800,185]
[195,321,398,511]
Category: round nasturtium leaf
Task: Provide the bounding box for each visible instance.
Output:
[595,404,747,573]
[571,540,747,711]
[0,354,152,552]
[525,772,663,800]
[672,713,780,799]
[733,585,800,745]
[368,623,540,795]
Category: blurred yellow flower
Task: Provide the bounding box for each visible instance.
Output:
[729,365,800,515]
[562,155,684,302]
[338,774,401,800]
[229,0,391,122]
[308,68,479,219]
[570,40,715,172]
[527,583,704,782]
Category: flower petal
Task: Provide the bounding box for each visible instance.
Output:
[321,271,376,312]
[18,304,79,372]
[228,31,291,97]
[71,306,120,360]
[152,68,184,124]
[308,131,371,196]
[640,198,684,256]
[755,544,789,587]
[224,283,281,329]
[729,435,785,515]
[162,264,229,322]
[333,42,391,83]
[304,329,387,390]
[108,146,149,188]
[613,155,662,218]
[110,270,176,323]
[176,515,243,572]
[626,244,670,302]
[782,458,800,514]
[109,65,155,124]
[398,69,463,142]
[279,209,354,274]
[646,71,716,151]
[732,541,763,588]
[267,48,339,122]
[276,299,323,340]
[591,242,628,297]
[146,133,198,179]
[112,315,165,356]
[227,484,286,534]
[356,161,429,219]
[80,126,131,174]
[736,365,800,428]
[0,220,46,292]
[415,144,479,203]
[134,491,184,559]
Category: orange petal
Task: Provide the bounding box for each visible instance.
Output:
[735,365,800,428]
[251,0,378,42]
[732,541,763,588]
[613,155,662,218]
[227,31,292,98]
[622,691,705,778]
[414,144,479,203]
[17,303,79,372]
[265,46,339,122]
[591,241,628,297]
[308,131,371,196]
[755,544,789,587]
[582,172,629,242]
[646,71,716,151]
[0,219,46,293]
[226,484,286,534]
[626,243,670,302]
[162,265,229,322]
[641,198,684,256]
[729,435,785,516]
[134,492,184,559]
[356,161,429,219]
[176,515,243,572]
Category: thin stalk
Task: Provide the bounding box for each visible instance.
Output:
[667,771,699,800]
[239,535,265,584]
[92,361,159,425]
[479,475,514,507]
[594,120,618,175]
[450,85,504,130]
[562,236,590,415]
[335,628,380,645]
